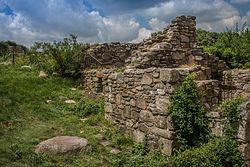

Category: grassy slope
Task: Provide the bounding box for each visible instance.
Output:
[0,65,133,167]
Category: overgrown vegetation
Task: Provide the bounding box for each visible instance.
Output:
[111,141,169,167]
[169,74,210,151]
[170,137,244,167]
[28,35,90,78]
[167,74,244,166]
[218,98,245,139]
[197,27,250,68]
[0,64,246,166]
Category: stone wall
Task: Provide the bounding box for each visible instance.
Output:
[81,15,250,165]
[83,66,220,154]
[125,16,227,81]
[125,16,197,69]
[84,43,138,68]
[223,69,250,99]
[238,100,250,166]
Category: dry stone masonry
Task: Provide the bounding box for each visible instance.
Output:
[223,69,250,99]
[238,100,250,166]
[81,16,250,162]
[84,43,138,68]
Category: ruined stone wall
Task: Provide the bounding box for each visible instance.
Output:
[125,16,197,69]
[125,16,227,81]
[223,69,250,99]
[83,66,220,154]
[238,100,250,166]
[84,43,138,68]
[81,15,250,164]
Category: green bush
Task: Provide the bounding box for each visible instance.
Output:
[218,98,245,139]
[110,142,169,167]
[169,74,210,151]
[170,138,244,167]
[73,98,104,117]
[29,35,90,78]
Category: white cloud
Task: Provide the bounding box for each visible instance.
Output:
[0,0,142,45]
[149,18,167,31]
[98,16,140,42]
[231,0,250,4]
[197,15,241,31]
[140,0,241,32]
[130,27,152,43]
[241,11,250,29]
[0,0,249,46]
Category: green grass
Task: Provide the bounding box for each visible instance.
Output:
[0,64,244,167]
[0,65,133,167]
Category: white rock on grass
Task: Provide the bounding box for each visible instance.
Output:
[39,71,48,78]
[21,65,32,70]
[46,100,52,104]
[65,100,76,104]
[110,148,121,154]
[35,136,90,154]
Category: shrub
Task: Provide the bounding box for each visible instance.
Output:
[29,35,90,78]
[110,142,169,167]
[73,98,104,117]
[218,98,245,139]
[169,74,210,151]
[170,138,244,167]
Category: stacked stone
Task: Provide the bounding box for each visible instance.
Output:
[190,48,227,80]
[237,101,250,166]
[82,69,113,97]
[196,80,220,110]
[85,42,138,68]
[167,16,197,49]
[126,45,190,69]
[81,16,250,162]
[83,65,221,155]
[223,69,250,99]
[125,16,197,69]
[125,16,226,83]
[141,15,196,49]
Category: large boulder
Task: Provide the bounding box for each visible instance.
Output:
[35,136,90,154]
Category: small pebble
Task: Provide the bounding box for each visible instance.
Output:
[65,100,76,104]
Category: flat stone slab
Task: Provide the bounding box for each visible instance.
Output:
[35,136,90,154]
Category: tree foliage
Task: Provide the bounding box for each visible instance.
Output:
[197,27,250,68]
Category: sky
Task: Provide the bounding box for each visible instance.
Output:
[0,0,250,46]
